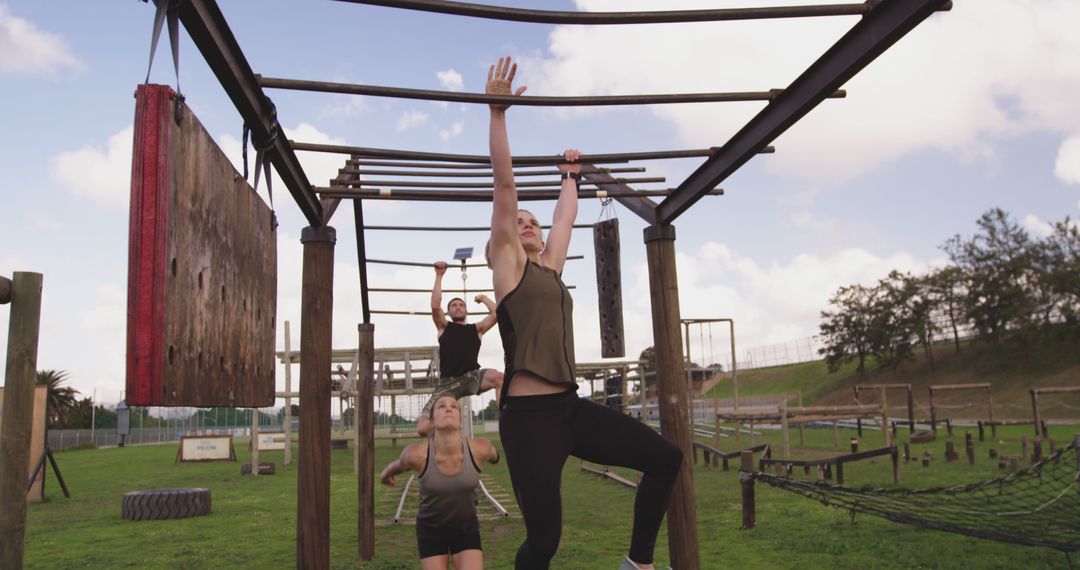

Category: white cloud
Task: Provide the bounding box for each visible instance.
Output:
[396,110,429,132]
[50,126,134,209]
[621,241,927,357]
[1055,134,1080,186]
[437,69,464,91]
[439,121,464,142]
[525,0,1080,186]
[1023,214,1054,238]
[320,95,368,118]
[0,4,84,76]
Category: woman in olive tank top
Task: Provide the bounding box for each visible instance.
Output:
[380,394,500,569]
[485,56,683,570]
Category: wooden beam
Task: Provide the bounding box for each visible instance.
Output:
[643,224,699,570]
[0,272,43,570]
[297,226,335,569]
[357,323,375,560]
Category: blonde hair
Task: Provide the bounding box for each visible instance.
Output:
[486,209,541,269]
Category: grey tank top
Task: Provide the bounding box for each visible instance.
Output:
[416,436,481,530]
[496,260,576,386]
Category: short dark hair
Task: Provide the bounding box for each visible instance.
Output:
[447,297,466,311]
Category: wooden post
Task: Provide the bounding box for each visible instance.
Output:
[906,386,915,432]
[297,226,335,570]
[0,272,43,570]
[739,450,755,529]
[357,323,375,560]
[835,462,844,486]
[389,395,397,448]
[797,391,805,448]
[832,421,839,449]
[891,447,900,484]
[856,417,863,437]
[251,406,260,477]
[1009,456,1019,471]
[945,439,955,462]
[946,419,953,437]
[965,432,974,465]
[881,387,890,448]
[903,442,910,463]
[644,224,699,570]
[978,421,984,442]
[781,400,789,458]
[928,388,937,432]
[1030,390,1042,438]
[283,320,293,466]
[1032,438,1042,464]
[1021,436,1028,460]
[986,385,994,428]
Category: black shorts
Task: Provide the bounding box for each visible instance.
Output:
[416,525,482,559]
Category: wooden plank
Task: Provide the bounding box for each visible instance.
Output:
[126,84,276,407]
[357,323,376,560]
[0,272,42,570]
[929,383,991,391]
[644,224,699,570]
[296,226,335,570]
[593,218,625,357]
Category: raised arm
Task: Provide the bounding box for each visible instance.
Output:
[541,149,581,274]
[473,294,498,335]
[487,56,528,300]
[380,442,424,486]
[430,261,448,332]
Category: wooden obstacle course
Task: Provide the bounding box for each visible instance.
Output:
[928,383,993,434]
[580,460,639,489]
[758,445,900,486]
[1030,386,1080,438]
[692,442,770,471]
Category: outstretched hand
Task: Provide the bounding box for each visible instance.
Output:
[557,149,582,175]
[487,56,527,112]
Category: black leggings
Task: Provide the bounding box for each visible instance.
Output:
[499,390,682,569]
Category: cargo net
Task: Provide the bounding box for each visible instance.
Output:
[751,441,1079,553]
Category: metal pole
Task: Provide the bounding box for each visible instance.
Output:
[0,272,44,570]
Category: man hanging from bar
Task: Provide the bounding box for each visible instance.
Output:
[416,261,504,437]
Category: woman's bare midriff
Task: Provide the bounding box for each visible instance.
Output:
[506,370,572,397]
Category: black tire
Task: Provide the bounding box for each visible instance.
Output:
[122,488,211,521]
[240,462,276,475]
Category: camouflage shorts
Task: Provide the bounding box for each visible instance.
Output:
[421,368,490,414]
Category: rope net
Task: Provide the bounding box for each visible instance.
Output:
[752,441,1080,552]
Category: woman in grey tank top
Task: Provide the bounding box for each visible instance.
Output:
[380,394,500,569]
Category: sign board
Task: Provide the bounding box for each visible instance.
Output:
[0,385,49,501]
[177,435,236,462]
[254,432,287,452]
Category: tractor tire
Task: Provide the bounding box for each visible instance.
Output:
[122,488,211,521]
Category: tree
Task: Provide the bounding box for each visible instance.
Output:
[818,284,874,373]
[1030,217,1080,331]
[35,369,80,427]
[638,346,656,374]
[943,208,1037,341]
[867,271,919,371]
[924,265,967,354]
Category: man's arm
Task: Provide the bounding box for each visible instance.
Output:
[431,261,448,332]
[473,294,498,335]
[541,149,581,274]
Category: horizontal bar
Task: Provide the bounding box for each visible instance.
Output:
[1032,386,1080,395]
[293,141,775,164]
[341,176,665,188]
[369,285,575,293]
[360,224,593,232]
[332,0,876,25]
[318,187,722,201]
[366,255,583,268]
[929,383,992,392]
[353,159,503,169]
[259,75,845,107]
[341,166,646,178]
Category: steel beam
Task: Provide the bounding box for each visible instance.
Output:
[259,75,845,107]
[657,0,951,224]
[331,0,875,25]
[294,142,772,165]
[174,0,322,226]
[580,165,659,225]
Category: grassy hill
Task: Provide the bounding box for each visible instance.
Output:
[704,335,1080,419]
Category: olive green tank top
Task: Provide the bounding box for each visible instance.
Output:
[496,260,576,387]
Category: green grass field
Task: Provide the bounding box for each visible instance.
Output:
[24,421,1077,569]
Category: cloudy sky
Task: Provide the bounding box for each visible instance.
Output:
[1,1,1078,407]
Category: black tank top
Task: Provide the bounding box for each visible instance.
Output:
[439,322,481,377]
[496,261,575,386]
